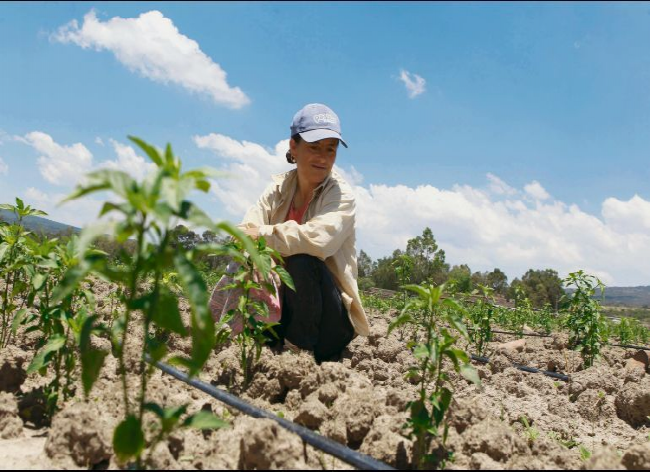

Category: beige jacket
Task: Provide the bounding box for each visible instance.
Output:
[239,168,370,336]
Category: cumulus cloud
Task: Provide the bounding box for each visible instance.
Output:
[52,10,250,109]
[101,139,156,180]
[399,69,426,98]
[18,131,94,186]
[194,133,294,216]
[0,157,7,176]
[524,180,551,201]
[487,172,517,196]
[196,133,650,286]
[602,195,650,233]
[24,187,103,228]
[19,132,157,186]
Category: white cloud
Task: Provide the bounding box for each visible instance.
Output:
[399,69,426,99]
[0,157,7,176]
[20,132,158,186]
[19,131,94,186]
[524,180,551,201]
[52,10,250,109]
[602,194,650,233]
[23,187,103,228]
[196,133,650,286]
[194,133,294,216]
[101,139,156,180]
[95,137,104,146]
[487,173,517,196]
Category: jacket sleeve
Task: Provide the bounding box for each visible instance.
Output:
[258,185,355,261]
[240,182,276,227]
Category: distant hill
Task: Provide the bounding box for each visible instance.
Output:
[597,286,650,308]
[0,209,81,236]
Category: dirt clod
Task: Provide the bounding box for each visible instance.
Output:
[0,392,23,439]
[44,402,112,468]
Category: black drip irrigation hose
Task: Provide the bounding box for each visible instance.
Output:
[146,357,396,471]
[468,327,554,339]
[609,343,650,351]
[470,354,570,382]
[474,328,650,351]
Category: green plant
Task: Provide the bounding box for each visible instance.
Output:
[0,198,47,347]
[55,136,249,467]
[519,415,539,445]
[389,283,480,469]
[512,285,531,338]
[616,317,633,346]
[216,235,294,387]
[578,445,591,461]
[467,285,495,357]
[563,270,608,368]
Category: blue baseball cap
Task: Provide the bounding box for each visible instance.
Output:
[290,103,348,148]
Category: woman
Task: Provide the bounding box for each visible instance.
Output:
[237,103,370,362]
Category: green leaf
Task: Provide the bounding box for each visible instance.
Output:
[183,411,229,430]
[113,415,145,462]
[272,265,295,291]
[81,349,107,397]
[51,263,91,304]
[129,136,164,167]
[32,273,47,291]
[413,344,430,360]
[11,308,28,334]
[143,402,165,419]
[151,289,187,336]
[214,222,265,279]
[0,242,9,262]
[173,252,214,376]
[387,311,413,335]
[403,284,431,301]
[460,364,481,385]
[27,334,66,374]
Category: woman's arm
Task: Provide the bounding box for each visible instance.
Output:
[258,186,355,261]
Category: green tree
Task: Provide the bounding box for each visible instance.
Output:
[486,268,509,295]
[372,250,402,290]
[447,264,472,293]
[406,227,449,285]
[509,269,564,309]
[358,249,374,278]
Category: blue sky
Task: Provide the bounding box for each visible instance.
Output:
[1,2,650,286]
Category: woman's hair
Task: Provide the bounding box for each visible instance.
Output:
[285,134,301,164]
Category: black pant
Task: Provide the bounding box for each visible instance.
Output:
[277,254,355,363]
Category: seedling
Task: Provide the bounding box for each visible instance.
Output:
[55,137,246,467]
[215,235,294,387]
[563,271,608,368]
[389,283,479,469]
[519,415,539,445]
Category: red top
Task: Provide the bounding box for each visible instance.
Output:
[285,197,310,223]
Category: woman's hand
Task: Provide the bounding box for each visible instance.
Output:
[239,225,260,240]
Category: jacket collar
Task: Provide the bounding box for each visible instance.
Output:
[272,168,334,200]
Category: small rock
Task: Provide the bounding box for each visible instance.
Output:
[622,443,650,470]
[45,403,112,468]
[0,346,28,393]
[294,398,328,429]
[625,350,649,374]
[239,418,306,469]
[0,392,23,439]
[615,377,650,427]
[584,446,625,470]
[496,339,526,353]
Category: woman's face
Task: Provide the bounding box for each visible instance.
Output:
[290,137,339,188]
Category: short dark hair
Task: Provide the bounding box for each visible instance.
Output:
[285,134,301,164]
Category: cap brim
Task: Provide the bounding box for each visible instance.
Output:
[299,129,348,148]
